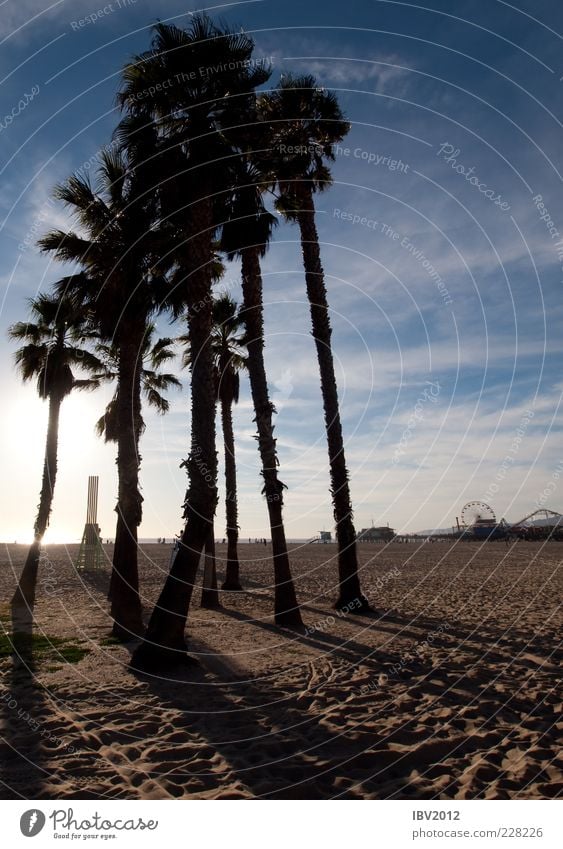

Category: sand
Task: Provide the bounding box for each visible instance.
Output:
[0,540,561,799]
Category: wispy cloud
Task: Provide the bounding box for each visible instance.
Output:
[286,55,410,91]
[0,0,71,40]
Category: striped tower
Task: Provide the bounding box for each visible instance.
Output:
[76,476,104,570]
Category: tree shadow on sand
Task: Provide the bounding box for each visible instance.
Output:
[1,602,87,799]
[127,648,377,798]
[0,607,49,798]
[125,600,562,799]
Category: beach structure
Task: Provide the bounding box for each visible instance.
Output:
[459,502,563,541]
[508,508,563,540]
[307,531,333,543]
[357,525,395,542]
[460,501,506,540]
[76,476,104,570]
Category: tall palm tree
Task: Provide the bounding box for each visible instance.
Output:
[179,293,247,593]
[9,291,103,618]
[210,294,246,590]
[221,167,302,626]
[39,146,166,640]
[118,16,273,667]
[200,526,220,609]
[179,295,247,598]
[260,75,369,611]
[94,326,181,605]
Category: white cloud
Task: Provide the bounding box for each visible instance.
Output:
[288,56,409,92]
[1,0,74,40]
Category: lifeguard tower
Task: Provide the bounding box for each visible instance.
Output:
[76,476,104,570]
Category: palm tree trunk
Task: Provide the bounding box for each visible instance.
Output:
[110,321,145,640]
[201,524,220,608]
[131,197,218,670]
[297,188,369,611]
[12,392,62,617]
[221,395,242,590]
[240,246,302,627]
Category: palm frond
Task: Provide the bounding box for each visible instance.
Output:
[97,146,127,206]
[53,174,96,210]
[8,322,43,344]
[147,335,176,368]
[73,378,102,392]
[95,396,119,442]
[144,387,170,413]
[54,175,113,235]
[11,288,106,402]
[38,230,94,264]
[144,371,182,392]
[52,273,95,305]
[65,347,106,373]
[13,344,46,382]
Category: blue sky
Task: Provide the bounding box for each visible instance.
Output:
[1,0,563,542]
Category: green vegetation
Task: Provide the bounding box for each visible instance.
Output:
[0,627,89,664]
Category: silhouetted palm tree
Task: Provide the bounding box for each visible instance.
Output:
[119,16,273,667]
[39,146,167,640]
[9,291,103,619]
[95,327,181,605]
[221,166,302,626]
[95,325,180,443]
[260,75,369,611]
[210,294,246,590]
[179,295,246,600]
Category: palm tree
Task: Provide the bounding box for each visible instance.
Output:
[210,294,246,590]
[221,167,302,626]
[9,291,103,619]
[260,75,369,611]
[95,325,181,444]
[179,295,246,599]
[200,527,220,609]
[118,16,273,667]
[39,146,166,640]
[94,326,181,605]
[179,293,247,594]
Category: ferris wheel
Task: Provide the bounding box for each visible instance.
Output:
[461,501,496,527]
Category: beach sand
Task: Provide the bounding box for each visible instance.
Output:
[1,540,561,799]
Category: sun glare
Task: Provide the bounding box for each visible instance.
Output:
[3,392,105,543]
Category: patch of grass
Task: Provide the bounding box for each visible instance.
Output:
[0,631,90,664]
[56,643,89,663]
